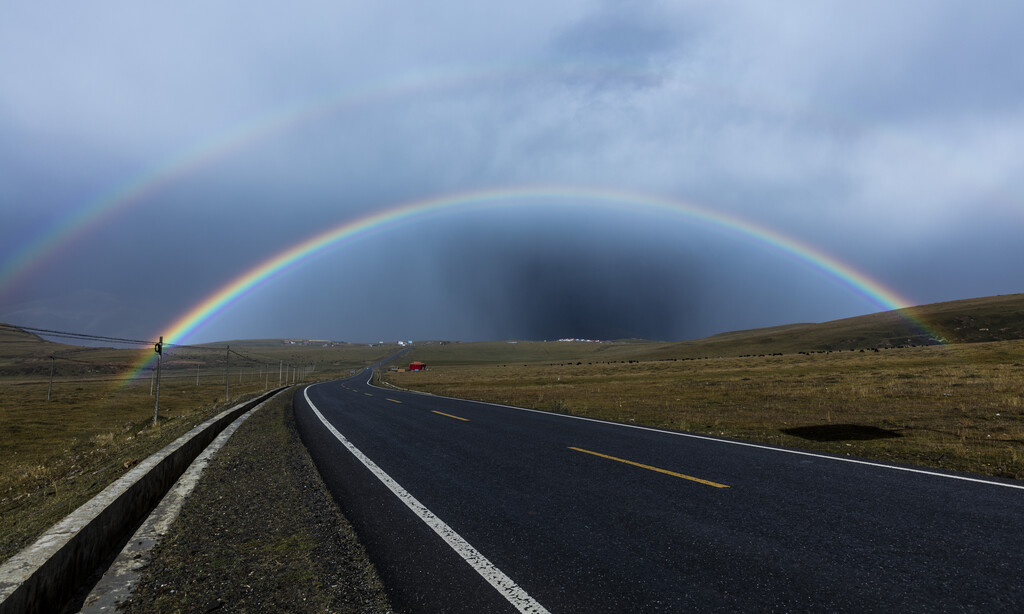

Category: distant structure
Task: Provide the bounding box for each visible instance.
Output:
[409,361,426,372]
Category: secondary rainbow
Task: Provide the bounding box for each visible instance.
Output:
[125,186,934,381]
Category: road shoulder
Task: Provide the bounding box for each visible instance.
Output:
[117,389,392,613]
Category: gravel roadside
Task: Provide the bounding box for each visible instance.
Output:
[117,388,393,613]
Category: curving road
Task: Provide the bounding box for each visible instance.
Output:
[294,371,1024,613]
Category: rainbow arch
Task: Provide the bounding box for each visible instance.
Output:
[125,186,934,380]
[1,60,869,299]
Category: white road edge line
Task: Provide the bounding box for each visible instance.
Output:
[366,372,1024,491]
[303,384,550,614]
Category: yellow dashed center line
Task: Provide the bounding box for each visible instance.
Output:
[568,447,729,488]
[386,398,402,404]
[364,393,373,397]
[432,410,469,422]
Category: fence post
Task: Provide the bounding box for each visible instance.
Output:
[47,356,54,401]
[225,345,230,401]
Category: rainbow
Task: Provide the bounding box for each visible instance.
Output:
[124,186,938,381]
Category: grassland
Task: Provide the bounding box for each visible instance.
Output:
[0,327,399,564]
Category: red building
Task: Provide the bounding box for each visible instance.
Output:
[409,361,426,371]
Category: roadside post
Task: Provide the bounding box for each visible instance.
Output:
[47,356,55,401]
[153,336,163,425]
[225,345,230,400]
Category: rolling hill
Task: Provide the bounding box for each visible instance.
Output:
[2,293,1022,370]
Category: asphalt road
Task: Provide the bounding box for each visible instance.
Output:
[294,371,1024,613]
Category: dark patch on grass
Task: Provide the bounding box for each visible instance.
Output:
[781,424,904,442]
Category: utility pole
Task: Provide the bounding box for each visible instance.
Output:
[153,336,163,426]
[225,345,230,401]
[196,363,200,386]
[47,356,54,401]
[279,360,283,385]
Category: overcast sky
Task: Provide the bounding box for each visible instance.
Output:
[1,1,1022,343]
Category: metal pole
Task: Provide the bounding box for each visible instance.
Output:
[196,363,200,386]
[154,354,162,425]
[279,360,282,385]
[225,345,230,400]
[47,356,54,401]
[154,336,163,426]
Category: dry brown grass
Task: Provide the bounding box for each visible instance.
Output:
[0,340,399,564]
[0,375,271,563]
[385,340,1024,480]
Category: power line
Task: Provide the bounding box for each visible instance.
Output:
[1,323,154,346]
[49,354,95,366]
[1,322,244,354]
[4,322,294,390]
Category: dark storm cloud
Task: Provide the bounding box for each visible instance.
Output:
[435,229,702,341]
